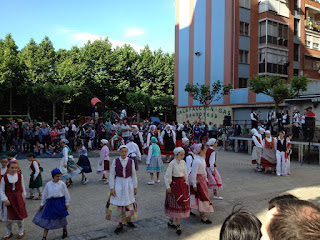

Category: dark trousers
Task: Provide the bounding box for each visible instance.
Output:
[251,120,258,129]
[266,121,274,134]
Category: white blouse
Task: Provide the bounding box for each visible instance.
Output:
[32,161,40,178]
[164,159,188,189]
[41,180,71,206]
[1,167,7,176]
[252,135,263,148]
[190,155,208,188]
[0,173,26,202]
[126,142,141,160]
[186,152,195,176]
[207,147,216,171]
[109,157,138,190]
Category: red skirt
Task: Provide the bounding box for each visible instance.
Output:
[190,174,213,212]
[175,140,183,148]
[165,177,190,218]
[260,157,276,168]
[7,191,28,220]
[104,160,109,171]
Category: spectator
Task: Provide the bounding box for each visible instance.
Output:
[121,120,131,143]
[233,121,242,136]
[23,125,33,153]
[67,123,76,151]
[14,122,24,153]
[193,124,201,143]
[306,106,316,117]
[39,122,51,151]
[261,198,320,240]
[87,127,95,150]
[97,121,106,146]
[220,207,261,240]
[58,125,66,140]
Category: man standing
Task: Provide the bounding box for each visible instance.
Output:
[250,109,259,129]
[121,120,131,143]
[266,109,275,134]
[292,107,300,139]
[39,122,51,151]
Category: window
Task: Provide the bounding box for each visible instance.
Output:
[259,21,267,44]
[260,48,288,75]
[304,56,320,71]
[306,35,312,49]
[294,44,300,61]
[294,69,300,76]
[294,19,300,36]
[239,50,249,64]
[239,78,248,88]
[240,22,250,36]
[239,0,250,9]
[313,37,319,50]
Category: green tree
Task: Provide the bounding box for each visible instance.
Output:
[126,91,151,121]
[185,81,232,122]
[152,95,175,123]
[0,34,22,116]
[249,75,308,114]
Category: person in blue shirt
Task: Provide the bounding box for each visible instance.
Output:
[39,123,51,151]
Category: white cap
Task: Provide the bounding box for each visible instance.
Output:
[207,138,217,146]
[101,139,108,144]
[118,145,128,151]
[182,137,189,144]
[173,147,184,155]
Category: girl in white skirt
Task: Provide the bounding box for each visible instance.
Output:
[206,138,223,200]
[97,139,110,184]
[251,129,263,172]
[146,137,164,185]
[164,147,190,235]
[106,145,138,234]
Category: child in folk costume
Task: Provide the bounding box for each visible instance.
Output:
[251,129,263,172]
[181,137,190,161]
[126,136,141,171]
[164,147,190,235]
[146,137,164,185]
[32,168,70,240]
[59,139,82,188]
[286,133,293,175]
[77,140,92,185]
[144,125,160,155]
[186,144,196,178]
[190,143,214,224]
[276,131,288,176]
[175,124,186,147]
[97,139,110,184]
[0,161,27,239]
[131,125,144,156]
[206,139,223,200]
[6,151,20,173]
[0,155,9,222]
[26,153,43,200]
[106,145,138,234]
[260,130,277,173]
[160,125,176,162]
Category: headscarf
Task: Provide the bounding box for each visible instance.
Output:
[177,123,184,131]
[51,168,61,178]
[173,147,184,155]
[251,129,259,137]
[165,125,172,132]
[182,137,189,144]
[149,125,156,132]
[118,145,128,151]
[207,138,217,146]
[151,136,158,143]
[61,139,69,144]
[265,130,271,135]
[27,152,37,158]
[131,125,138,129]
[259,128,265,134]
[190,143,202,154]
[0,155,8,160]
[101,139,108,145]
[6,150,17,157]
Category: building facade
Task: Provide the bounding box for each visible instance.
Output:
[175,0,320,126]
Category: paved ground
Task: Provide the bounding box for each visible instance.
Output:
[1,149,320,240]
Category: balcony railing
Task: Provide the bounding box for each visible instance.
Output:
[305,18,320,32]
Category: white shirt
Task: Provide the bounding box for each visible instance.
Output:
[186,152,195,176]
[301,114,306,124]
[1,167,7,176]
[146,132,160,146]
[164,159,188,189]
[126,142,141,160]
[0,173,26,202]
[292,112,300,123]
[207,147,216,171]
[109,157,138,190]
[252,135,263,148]
[267,111,275,121]
[190,155,208,188]
[282,114,288,124]
[250,112,258,121]
[62,147,69,165]
[41,180,71,206]
[120,110,127,119]
[32,161,40,178]
[72,124,77,132]
[121,124,131,138]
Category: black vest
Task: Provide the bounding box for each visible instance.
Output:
[277,139,287,152]
[133,132,141,145]
[176,130,182,140]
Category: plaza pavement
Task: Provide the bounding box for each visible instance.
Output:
[1,150,320,240]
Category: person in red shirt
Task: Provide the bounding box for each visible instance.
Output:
[306,107,316,117]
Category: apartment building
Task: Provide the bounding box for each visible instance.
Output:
[175,0,320,125]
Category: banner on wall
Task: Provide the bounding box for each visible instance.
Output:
[176,106,232,124]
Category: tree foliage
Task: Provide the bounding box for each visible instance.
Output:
[0,34,175,123]
[249,75,308,112]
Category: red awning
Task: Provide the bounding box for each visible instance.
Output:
[90,97,102,107]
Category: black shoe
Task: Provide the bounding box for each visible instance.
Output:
[62,230,68,239]
[176,225,182,235]
[201,218,212,224]
[168,220,177,229]
[190,212,196,216]
[115,225,123,234]
[127,222,135,228]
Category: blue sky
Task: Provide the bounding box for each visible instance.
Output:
[0,0,175,53]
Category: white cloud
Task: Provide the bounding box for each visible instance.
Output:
[59,30,146,52]
[124,28,145,38]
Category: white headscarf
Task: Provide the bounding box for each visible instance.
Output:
[251,128,259,137]
[131,125,138,129]
[182,137,189,144]
[207,138,217,146]
[177,123,184,131]
[149,125,156,132]
[173,147,184,155]
[118,145,128,151]
[101,139,108,145]
[165,125,172,132]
